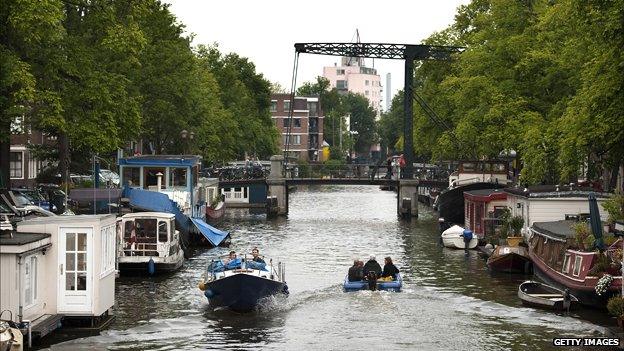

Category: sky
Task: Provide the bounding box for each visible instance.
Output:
[165,0,470,111]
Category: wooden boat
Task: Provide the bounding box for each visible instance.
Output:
[518,281,578,311]
[343,274,402,292]
[487,245,532,273]
[529,220,622,308]
[206,200,225,221]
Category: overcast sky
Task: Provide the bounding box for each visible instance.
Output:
[165,0,469,110]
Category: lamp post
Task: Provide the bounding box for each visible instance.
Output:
[180,130,195,155]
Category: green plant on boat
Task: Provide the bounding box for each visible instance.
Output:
[508,215,524,236]
[607,295,624,318]
[603,193,624,224]
[589,253,611,276]
[572,222,593,251]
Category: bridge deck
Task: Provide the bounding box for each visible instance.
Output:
[218,178,446,188]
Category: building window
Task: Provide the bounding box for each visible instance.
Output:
[283,135,301,145]
[365,80,369,86]
[337,69,345,75]
[10,151,23,179]
[270,100,277,112]
[336,80,347,90]
[365,90,369,96]
[307,102,318,117]
[284,118,301,128]
[284,100,291,112]
[24,255,38,306]
[28,157,39,179]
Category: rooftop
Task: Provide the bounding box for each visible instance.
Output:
[464,188,506,197]
[504,185,612,199]
[531,220,577,240]
[0,231,51,246]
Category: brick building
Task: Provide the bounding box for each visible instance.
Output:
[9,119,55,188]
[270,94,324,162]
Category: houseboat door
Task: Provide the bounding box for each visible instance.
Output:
[58,227,92,313]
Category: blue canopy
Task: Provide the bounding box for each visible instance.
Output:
[190,218,230,247]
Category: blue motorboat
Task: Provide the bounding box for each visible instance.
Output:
[199,255,288,312]
[343,274,403,292]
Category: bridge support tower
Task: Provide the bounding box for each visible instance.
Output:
[398,179,419,219]
[267,155,288,216]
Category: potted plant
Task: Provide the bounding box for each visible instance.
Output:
[607,295,624,330]
[507,215,524,247]
[572,222,593,251]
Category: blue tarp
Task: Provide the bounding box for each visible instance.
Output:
[191,217,230,247]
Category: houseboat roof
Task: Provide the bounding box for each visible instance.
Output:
[0,231,51,246]
[17,214,116,225]
[531,220,577,241]
[118,155,202,167]
[504,185,611,199]
[464,188,507,202]
[121,212,175,220]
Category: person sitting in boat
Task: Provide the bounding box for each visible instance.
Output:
[223,251,242,270]
[363,255,382,280]
[251,247,265,264]
[348,259,364,281]
[379,256,399,281]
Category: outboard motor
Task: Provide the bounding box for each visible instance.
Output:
[367,271,378,291]
[563,288,572,312]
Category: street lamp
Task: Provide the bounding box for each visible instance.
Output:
[180,130,195,154]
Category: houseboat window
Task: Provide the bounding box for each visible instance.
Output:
[24,255,38,306]
[562,253,571,273]
[66,232,88,291]
[193,166,198,187]
[124,220,135,240]
[158,221,168,242]
[572,256,582,276]
[170,219,176,234]
[169,168,188,188]
[135,218,157,242]
[144,168,166,189]
[101,225,115,275]
[122,167,141,187]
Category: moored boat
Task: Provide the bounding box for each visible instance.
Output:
[518,281,578,311]
[487,245,531,273]
[206,200,225,221]
[198,254,288,312]
[441,225,478,249]
[528,220,622,308]
[343,274,402,292]
[117,212,185,275]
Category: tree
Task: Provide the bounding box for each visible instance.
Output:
[342,93,377,154]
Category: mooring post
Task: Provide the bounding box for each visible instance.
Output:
[398,179,419,219]
[267,155,288,216]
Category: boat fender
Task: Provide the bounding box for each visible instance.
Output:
[204,289,215,298]
[148,257,155,275]
[198,281,206,291]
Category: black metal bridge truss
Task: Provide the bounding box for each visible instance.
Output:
[290,42,464,178]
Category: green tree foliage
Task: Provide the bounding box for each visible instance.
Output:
[383,0,624,189]
[2,0,279,186]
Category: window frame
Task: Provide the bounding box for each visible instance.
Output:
[562,253,571,273]
[572,255,582,277]
[24,255,38,308]
[10,151,24,179]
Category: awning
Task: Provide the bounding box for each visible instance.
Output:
[190,218,230,247]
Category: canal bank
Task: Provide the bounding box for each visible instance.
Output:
[47,185,615,350]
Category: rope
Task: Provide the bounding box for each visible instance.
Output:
[283,51,300,174]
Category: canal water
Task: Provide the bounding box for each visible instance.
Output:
[51,186,612,350]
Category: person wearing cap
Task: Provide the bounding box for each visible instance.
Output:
[362,255,382,278]
[348,259,364,281]
[380,256,399,280]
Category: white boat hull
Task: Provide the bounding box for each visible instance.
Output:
[441,236,478,249]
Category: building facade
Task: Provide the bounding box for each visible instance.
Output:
[9,118,56,188]
[270,94,324,162]
[323,57,383,116]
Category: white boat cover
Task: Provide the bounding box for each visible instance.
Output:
[441,225,465,237]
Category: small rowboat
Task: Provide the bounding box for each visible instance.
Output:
[206,201,225,221]
[487,245,531,273]
[343,274,402,292]
[518,281,578,311]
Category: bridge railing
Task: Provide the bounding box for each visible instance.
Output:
[285,163,394,180]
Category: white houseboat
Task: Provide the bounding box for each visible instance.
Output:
[1,215,116,344]
[117,212,184,275]
[504,185,610,242]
